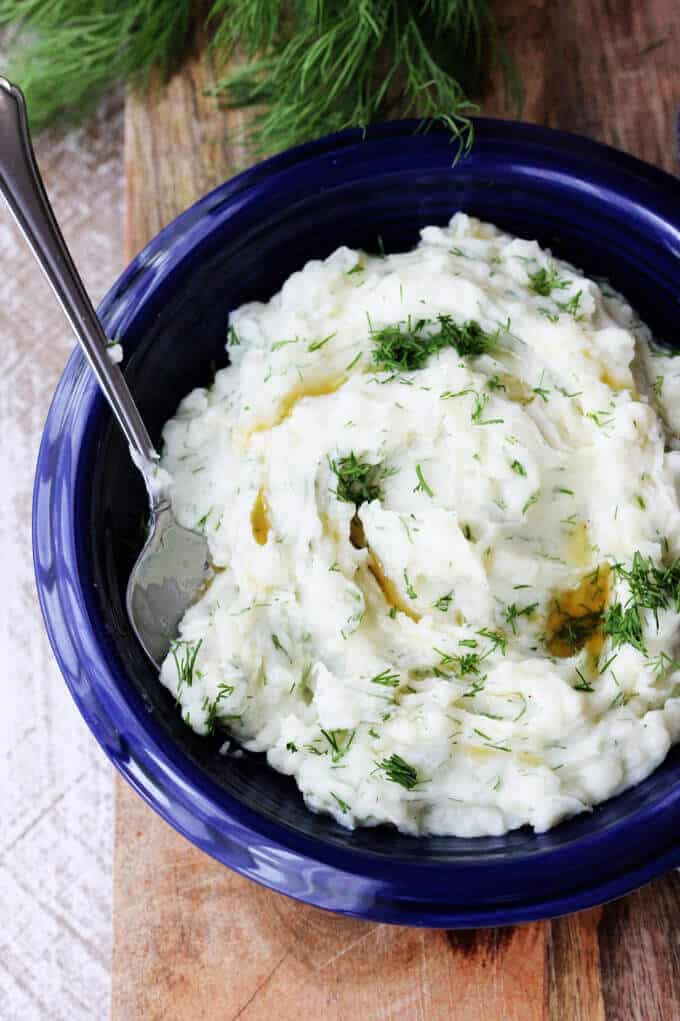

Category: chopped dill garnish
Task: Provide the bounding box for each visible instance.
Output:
[332,792,351,812]
[170,638,202,689]
[377,753,419,789]
[533,386,550,402]
[403,570,418,600]
[321,728,356,763]
[471,391,503,426]
[370,315,497,373]
[308,332,336,352]
[522,491,539,514]
[527,265,570,297]
[648,651,680,676]
[271,633,292,663]
[510,460,527,476]
[329,452,397,506]
[538,307,560,324]
[345,351,362,371]
[603,551,680,654]
[615,552,680,620]
[370,668,401,687]
[346,263,364,276]
[503,602,538,635]
[227,325,241,346]
[434,591,454,612]
[286,741,298,752]
[486,374,506,391]
[414,463,434,497]
[477,628,508,654]
[271,337,299,351]
[572,667,595,692]
[203,683,238,735]
[603,602,645,652]
[556,291,583,318]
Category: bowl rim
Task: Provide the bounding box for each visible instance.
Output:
[33,117,680,927]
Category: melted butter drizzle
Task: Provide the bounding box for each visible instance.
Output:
[251,488,270,545]
[367,549,421,623]
[250,375,347,435]
[545,564,611,658]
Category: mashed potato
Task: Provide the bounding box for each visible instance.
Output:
[157,213,680,836]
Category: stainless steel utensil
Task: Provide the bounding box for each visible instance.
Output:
[0,77,210,667]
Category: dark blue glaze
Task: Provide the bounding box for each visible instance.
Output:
[33,119,680,927]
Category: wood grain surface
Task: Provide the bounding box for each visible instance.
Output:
[113,3,680,1018]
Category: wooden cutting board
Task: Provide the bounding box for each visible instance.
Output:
[112,4,680,1018]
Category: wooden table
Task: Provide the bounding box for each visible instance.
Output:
[112,4,680,1017]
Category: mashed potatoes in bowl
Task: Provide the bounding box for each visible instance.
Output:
[157,213,680,838]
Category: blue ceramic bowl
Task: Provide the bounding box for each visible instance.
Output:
[34,119,680,927]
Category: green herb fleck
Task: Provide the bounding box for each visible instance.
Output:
[522,491,539,514]
[371,315,497,373]
[329,452,397,506]
[321,728,356,763]
[272,633,292,663]
[170,638,202,689]
[528,265,570,297]
[510,459,527,476]
[308,332,336,352]
[332,792,351,812]
[414,463,434,497]
[503,602,538,634]
[403,570,418,600]
[370,669,401,687]
[377,753,419,789]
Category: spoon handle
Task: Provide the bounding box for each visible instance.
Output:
[0,77,158,467]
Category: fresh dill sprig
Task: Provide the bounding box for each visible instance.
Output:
[4,2,519,154]
[377,753,420,789]
[371,315,497,373]
[328,452,397,506]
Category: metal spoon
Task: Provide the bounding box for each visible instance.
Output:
[0,78,210,667]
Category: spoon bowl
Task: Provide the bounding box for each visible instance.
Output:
[126,502,211,666]
[0,77,209,668]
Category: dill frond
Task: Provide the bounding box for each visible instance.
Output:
[1,1,519,154]
[0,0,192,129]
